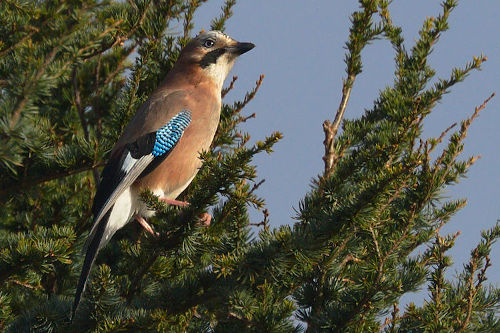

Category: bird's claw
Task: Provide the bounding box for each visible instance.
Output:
[135,214,159,237]
[196,213,211,227]
[159,197,210,227]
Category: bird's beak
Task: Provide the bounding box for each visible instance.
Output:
[227,42,255,55]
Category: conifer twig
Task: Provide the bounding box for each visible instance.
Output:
[0,25,39,57]
[8,279,40,290]
[249,208,269,229]
[0,162,102,199]
[457,260,477,333]
[379,303,399,332]
[322,1,381,176]
[233,74,265,114]
[73,68,100,184]
[369,225,382,266]
[432,92,494,186]
[456,249,492,332]
[183,0,206,40]
[9,46,58,129]
[73,68,89,140]
[222,75,238,98]
[210,0,237,31]
[323,73,355,175]
[126,254,159,303]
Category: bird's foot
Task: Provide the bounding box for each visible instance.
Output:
[159,197,190,207]
[134,214,159,237]
[159,197,211,227]
[197,213,211,227]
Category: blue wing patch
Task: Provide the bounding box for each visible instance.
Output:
[152,110,192,157]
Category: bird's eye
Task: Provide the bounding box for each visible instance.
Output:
[203,39,215,48]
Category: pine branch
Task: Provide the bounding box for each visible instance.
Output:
[9,46,58,129]
[210,0,237,31]
[0,162,101,199]
[183,0,207,40]
[0,25,38,57]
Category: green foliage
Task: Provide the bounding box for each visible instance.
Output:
[0,0,498,332]
[397,224,500,332]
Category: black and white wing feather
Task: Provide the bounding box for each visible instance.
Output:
[87,110,192,242]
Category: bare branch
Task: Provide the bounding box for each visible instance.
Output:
[322,2,381,176]
[250,208,269,230]
[323,74,356,176]
[222,75,238,98]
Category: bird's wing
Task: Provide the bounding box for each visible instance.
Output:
[72,110,191,320]
[88,109,192,242]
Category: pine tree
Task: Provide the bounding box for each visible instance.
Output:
[0,0,498,332]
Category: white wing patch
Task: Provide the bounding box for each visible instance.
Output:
[89,152,154,239]
[99,187,136,249]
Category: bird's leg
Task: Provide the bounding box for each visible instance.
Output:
[134,214,159,237]
[158,197,211,226]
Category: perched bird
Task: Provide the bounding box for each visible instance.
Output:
[72,31,254,318]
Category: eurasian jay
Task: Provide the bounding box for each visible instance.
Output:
[72,31,254,318]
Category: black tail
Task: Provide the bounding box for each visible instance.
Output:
[71,211,110,321]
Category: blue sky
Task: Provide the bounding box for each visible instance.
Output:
[191,1,500,302]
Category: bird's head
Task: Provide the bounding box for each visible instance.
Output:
[177,30,255,89]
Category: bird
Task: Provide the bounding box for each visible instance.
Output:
[71,30,255,319]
